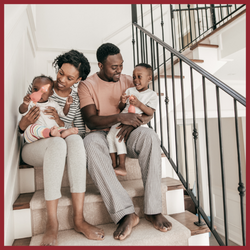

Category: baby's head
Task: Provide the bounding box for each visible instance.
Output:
[31,75,54,103]
[133,63,152,92]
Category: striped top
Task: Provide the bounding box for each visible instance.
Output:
[27,83,85,137]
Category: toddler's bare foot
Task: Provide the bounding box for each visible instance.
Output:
[114,165,127,176]
[50,126,61,137]
[40,219,58,246]
[145,213,172,232]
[113,213,139,240]
[74,218,105,240]
[61,127,78,138]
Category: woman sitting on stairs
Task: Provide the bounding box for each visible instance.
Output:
[18,50,105,246]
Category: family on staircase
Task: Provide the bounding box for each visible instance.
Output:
[18,43,172,246]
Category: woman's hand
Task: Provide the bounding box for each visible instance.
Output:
[18,106,40,132]
[44,106,64,127]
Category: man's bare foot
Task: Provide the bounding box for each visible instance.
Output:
[145,213,172,232]
[40,219,58,246]
[114,165,127,176]
[50,126,61,137]
[61,127,78,138]
[113,213,139,240]
[74,218,105,240]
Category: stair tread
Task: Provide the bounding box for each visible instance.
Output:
[170,210,210,236]
[30,177,179,210]
[13,193,34,210]
[29,216,191,246]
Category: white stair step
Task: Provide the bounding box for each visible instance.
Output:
[30,178,174,236]
[29,216,191,246]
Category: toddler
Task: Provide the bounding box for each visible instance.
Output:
[107,63,158,176]
[19,75,78,143]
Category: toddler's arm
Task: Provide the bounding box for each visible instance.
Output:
[63,95,73,115]
[129,95,155,116]
[19,94,31,114]
[118,92,130,112]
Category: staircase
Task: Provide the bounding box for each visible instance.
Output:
[13,155,212,246]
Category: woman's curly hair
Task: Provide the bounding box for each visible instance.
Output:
[53,50,91,81]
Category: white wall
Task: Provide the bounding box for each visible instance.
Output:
[4,4,37,245]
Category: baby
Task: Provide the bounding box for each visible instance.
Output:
[19,75,78,143]
[107,63,158,176]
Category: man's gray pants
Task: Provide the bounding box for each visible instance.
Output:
[83,126,162,224]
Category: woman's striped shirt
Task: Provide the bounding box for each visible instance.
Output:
[27,83,85,138]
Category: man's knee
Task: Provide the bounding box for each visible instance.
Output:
[84,132,108,152]
[137,127,160,144]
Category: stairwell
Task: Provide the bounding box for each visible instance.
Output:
[13,154,213,246]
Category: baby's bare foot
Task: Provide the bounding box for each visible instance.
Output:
[74,218,105,240]
[61,127,78,138]
[50,126,61,137]
[114,165,127,176]
[40,219,58,246]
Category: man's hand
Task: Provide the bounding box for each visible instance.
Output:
[119,113,143,128]
[116,124,135,142]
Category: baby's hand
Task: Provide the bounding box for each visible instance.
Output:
[23,94,31,106]
[121,92,129,104]
[129,95,141,108]
[66,95,73,105]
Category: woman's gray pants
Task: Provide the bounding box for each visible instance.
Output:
[22,135,86,201]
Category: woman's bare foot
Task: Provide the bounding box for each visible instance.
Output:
[50,126,61,137]
[145,213,172,232]
[40,219,58,246]
[74,218,105,240]
[113,213,139,240]
[114,165,127,176]
[61,127,78,138]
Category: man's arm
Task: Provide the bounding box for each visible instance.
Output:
[81,104,144,130]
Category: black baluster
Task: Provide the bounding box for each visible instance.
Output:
[171,53,179,172]
[234,100,246,246]
[179,4,184,50]
[150,38,157,133]
[196,4,201,36]
[190,69,206,227]
[179,60,189,187]
[188,5,193,44]
[156,43,163,145]
[216,86,228,245]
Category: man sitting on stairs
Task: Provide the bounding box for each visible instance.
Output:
[78,42,172,240]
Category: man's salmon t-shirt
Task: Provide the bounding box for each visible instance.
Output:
[78,73,134,129]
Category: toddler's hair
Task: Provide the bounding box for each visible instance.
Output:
[135,63,153,76]
[96,43,120,64]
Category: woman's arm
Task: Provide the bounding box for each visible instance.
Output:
[18,106,40,133]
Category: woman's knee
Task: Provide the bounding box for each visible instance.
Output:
[48,137,67,154]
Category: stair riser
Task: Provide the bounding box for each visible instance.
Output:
[34,158,142,191]
[31,194,167,235]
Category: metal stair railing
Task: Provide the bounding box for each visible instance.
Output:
[131,4,246,246]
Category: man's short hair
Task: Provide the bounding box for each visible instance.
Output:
[96,43,120,64]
